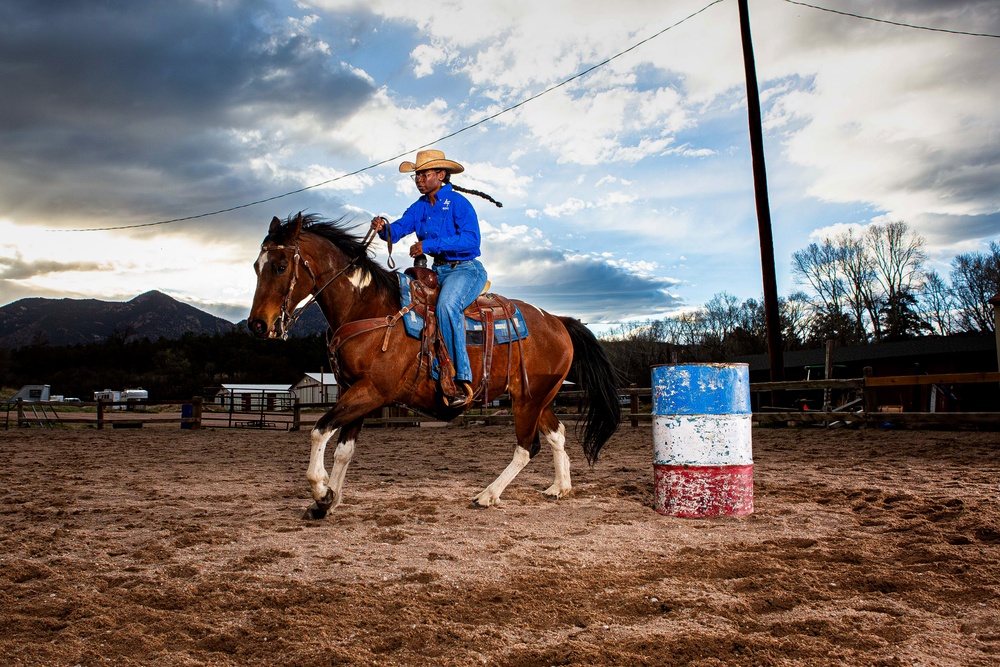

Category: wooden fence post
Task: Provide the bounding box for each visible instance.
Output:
[192,397,203,430]
[823,339,835,412]
[630,383,639,428]
[97,399,105,430]
[292,400,301,431]
[17,397,24,428]
[862,366,878,416]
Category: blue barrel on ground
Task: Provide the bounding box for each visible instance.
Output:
[181,403,193,429]
[651,363,753,517]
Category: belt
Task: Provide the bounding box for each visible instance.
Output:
[432,258,467,269]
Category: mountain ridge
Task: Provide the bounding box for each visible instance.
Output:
[0,291,237,348]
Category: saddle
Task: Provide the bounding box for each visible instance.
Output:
[404,266,524,406]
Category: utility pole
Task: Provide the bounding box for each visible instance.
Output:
[738,0,785,384]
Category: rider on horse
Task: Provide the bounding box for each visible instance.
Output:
[370,149,490,408]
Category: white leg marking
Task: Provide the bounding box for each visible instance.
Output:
[326,438,356,509]
[474,445,531,507]
[542,422,572,498]
[306,428,337,502]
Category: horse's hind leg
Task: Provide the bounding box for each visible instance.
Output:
[539,409,571,499]
[472,443,531,508]
[472,398,547,508]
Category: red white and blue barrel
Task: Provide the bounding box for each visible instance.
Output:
[651,363,753,517]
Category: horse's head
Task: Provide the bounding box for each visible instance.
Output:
[248,213,313,339]
[248,212,401,339]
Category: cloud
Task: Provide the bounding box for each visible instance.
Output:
[0,0,376,229]
[479,222,683,325]
[0,252,110,281]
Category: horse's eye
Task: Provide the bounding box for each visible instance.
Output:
[274,263,288,275]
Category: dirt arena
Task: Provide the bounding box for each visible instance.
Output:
[1,421,998,666]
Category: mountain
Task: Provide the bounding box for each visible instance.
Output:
[0,291,236,348]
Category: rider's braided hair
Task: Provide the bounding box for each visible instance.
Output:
[443,173,503,208]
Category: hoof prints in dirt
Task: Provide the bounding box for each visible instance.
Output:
[1,426,998,666]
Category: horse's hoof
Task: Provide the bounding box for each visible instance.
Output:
[303,502,328,520]
[470,493,495,509]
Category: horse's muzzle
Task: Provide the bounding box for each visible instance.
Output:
[248,318,272,339]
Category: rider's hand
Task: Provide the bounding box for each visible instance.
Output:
[370,216,387,233]
[409,241,423,258]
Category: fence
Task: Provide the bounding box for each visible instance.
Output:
[5,371,999,430]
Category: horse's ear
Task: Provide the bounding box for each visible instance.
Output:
[288,212,304,239]
[269,216,282,234]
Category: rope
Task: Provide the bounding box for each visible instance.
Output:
[53,0,727,232]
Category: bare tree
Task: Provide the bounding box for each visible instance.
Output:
[836,228,877,342]
[920,270,955,335]
[792,222,928,343]
[950,241,1000,333]
[781,291,811,349]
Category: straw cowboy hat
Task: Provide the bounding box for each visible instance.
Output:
[399,149,464,175]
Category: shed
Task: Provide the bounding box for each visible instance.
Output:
[292,372,339,405]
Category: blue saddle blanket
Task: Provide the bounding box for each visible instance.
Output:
[398,273,529,345]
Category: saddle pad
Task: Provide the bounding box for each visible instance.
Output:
[397,273,529,345]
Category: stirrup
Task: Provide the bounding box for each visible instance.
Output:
[444,381,474,408]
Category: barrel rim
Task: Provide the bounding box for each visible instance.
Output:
[651,362,749,370]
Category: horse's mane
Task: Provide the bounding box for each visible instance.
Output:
[267,213,401,304]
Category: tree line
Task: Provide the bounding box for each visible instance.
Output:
[602,224,999,385]
[0,328,330,402]
[2,223,996,398]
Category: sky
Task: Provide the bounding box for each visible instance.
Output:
[1,0,998,332]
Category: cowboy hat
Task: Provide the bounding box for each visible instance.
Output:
[398,149,464,175]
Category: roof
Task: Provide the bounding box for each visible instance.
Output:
[299,372,338,385]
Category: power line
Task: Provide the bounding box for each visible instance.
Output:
[781,0,1000,39]
[59,0,727,233]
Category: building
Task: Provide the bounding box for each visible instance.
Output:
[292,372,339,405]
[733,334,998,412]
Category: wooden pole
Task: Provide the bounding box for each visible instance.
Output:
[738,0,785,384]
[630,383,639,428]
[862,366,878,415]
[192,396,203,430]
[823,339,835,411]
[990,292,1000,396]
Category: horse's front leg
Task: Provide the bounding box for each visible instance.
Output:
[304,418,363,520]
[303,378,385,520]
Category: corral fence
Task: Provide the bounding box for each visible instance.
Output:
[4,370,999,430]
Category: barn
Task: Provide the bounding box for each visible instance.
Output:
[292,372,339,405]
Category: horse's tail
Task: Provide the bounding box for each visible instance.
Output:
[560,317,622,465]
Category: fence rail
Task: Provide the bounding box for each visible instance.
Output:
[5,371,998,430]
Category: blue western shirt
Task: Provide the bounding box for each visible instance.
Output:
[379,184,481,261]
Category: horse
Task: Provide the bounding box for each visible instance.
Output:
[248,212,622,519]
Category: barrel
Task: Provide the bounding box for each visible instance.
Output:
[651,363,753,517]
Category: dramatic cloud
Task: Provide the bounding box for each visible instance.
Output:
[0,0,997,328]
[0,0,375,229]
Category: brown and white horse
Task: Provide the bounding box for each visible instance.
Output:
[248,213,621,519]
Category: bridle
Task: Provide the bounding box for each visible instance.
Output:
[261,226,379,340]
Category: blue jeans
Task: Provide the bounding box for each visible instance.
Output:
[434,259,488,383]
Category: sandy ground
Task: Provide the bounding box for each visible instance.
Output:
[1,422,998,667]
